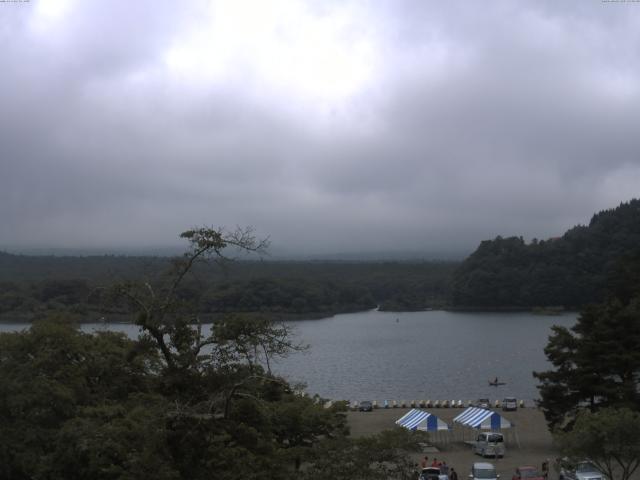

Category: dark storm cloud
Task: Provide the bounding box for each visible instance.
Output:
[1,0,639,255]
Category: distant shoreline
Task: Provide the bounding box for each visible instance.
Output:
[0,306,578,324]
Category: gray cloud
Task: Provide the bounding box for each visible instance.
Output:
[1,0,639,256]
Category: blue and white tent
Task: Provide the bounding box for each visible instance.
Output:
[453,407,512,430]
[396,409,450,432]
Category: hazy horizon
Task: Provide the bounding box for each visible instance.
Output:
[2,1,639,254]
[1,243,468,260]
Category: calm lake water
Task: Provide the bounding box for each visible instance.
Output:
[0,309,576,403]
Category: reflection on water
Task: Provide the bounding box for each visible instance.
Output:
[0,309,575,402]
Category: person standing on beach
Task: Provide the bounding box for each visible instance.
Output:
[450,468,459,480]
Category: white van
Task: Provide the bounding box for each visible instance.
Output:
[470,462,499,480]
[474,432,505,458]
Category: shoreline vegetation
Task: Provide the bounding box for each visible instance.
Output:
[0,253,456,322]
[2,202,640,478]
[0,305,577,324]
[1,199,638,323]
[451,199,640,308]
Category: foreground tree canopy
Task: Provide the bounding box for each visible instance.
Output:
[555,408,640,480]
[534,296,640,430]
[0,227,426,480]
[532,243,640,480]
[534,248,640,430]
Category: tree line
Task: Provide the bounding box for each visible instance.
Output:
[0,254,456,321]
[451,199,640,308]
[534,248,640,480]
[2,217,640,478]
[0,227,428,480]
[2,199,640,319]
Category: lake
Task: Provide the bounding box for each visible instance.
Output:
[274,309,576,403]
[0,309,576,403]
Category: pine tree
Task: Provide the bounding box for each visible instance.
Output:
[534,295,640,430]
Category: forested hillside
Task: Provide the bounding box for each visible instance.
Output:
[451,199,640,308]
[0,254,456,321]
[3,199,639,319]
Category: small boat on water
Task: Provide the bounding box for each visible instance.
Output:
[488,377,506,386]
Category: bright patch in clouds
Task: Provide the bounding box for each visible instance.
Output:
[2,0,640,254]
[30,0,75,32]
[164,0,376,105]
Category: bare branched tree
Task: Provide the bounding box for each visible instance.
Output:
[114,226,270,372]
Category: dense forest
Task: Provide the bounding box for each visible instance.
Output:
[0,253,456,321]
[2,199,639,320]
[451,199,640,308]
[0,228,428,479]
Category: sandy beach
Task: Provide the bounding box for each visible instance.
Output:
[348,406,640,480]
[348,407,559,478]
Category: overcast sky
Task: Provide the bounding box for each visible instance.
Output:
[1,0,639,257]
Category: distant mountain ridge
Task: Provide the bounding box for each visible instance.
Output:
[451,199,640,308]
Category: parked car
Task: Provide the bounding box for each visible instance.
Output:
[476,398,491,409]
[512,466,544,480]
[358,400,373,412]
[419,467,449,480]
[558,460,605,480]
[470,462,499,480]
[502,397,518,411]
[473,432,505,458]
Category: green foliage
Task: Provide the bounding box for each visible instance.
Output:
[0,320,161,479]
[199,277,374,315]
[0,258,456,321]
[0,315,352,478]
[0,227,466,477]
[212,314,304,373]
[302,428,429,480]
[534,293,640,430]
[555,407,640,480]
[50,398,180,480]
[3,227,413,479]
[452,199,640,308]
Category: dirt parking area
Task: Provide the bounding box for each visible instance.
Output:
[348,407,558,478]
